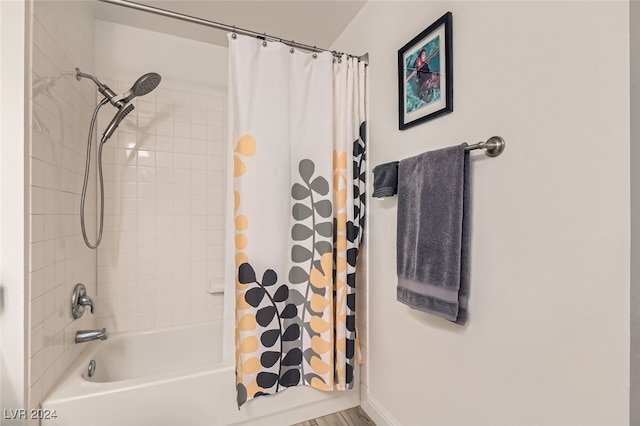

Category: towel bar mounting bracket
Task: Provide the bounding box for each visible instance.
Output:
[466,136,505,157]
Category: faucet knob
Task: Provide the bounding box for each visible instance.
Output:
[78,294,94,314]
[71,283,94,319]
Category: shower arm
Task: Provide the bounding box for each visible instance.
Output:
[75,68,122,107]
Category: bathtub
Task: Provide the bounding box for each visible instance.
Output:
[41,321,359,426]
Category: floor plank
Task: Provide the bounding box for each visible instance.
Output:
[314,412,350,426]
[291,406,375,426]
[339,407,376,426]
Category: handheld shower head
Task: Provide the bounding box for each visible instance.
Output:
[76,68,162,107]
[121,73,162,104]
[102,103,135,142]
[100,72,160,142]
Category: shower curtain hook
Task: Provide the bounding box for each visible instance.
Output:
[231,25,237,39]
[312,47,318,59]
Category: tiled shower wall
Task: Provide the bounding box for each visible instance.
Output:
[95,82,227,332]
[28,0,97,413]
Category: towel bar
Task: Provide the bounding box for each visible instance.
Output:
[465,136,505,157]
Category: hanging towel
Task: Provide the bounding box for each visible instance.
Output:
[372,161,399,198]
[396,144,470,324]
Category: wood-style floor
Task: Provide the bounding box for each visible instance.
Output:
[291,406,376,426]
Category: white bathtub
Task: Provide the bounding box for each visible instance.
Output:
[41,321,359,426]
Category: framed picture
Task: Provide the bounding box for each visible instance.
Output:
[398,12,453,130]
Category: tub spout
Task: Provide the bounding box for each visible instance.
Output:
[75,328,108,344]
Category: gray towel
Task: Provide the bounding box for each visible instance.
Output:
[372,161,399,198]
[396,144,470,324]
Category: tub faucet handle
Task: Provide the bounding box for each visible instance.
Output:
[71,283,94,319]
[79,294,94,314]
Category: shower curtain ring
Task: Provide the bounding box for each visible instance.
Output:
[231,26,237,39]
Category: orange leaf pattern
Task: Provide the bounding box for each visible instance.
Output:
[231,46,366,407]
[235,139,366,404]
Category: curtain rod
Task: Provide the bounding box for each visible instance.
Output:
[97,0,366,61]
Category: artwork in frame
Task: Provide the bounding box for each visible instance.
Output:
[398,12,453,130]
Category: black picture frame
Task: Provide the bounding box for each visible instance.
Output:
[398,12,453,130]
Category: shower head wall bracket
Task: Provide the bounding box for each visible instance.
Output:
[76,67,121,107]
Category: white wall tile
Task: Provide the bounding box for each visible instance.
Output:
[138,134,156,151]
[96,82,227,332]
[175,122,191,138]
[156,152,174,168]
[156,88,174,105]
[137,150,155,167]
[156,119,174,136]
[137,101,156,119]
[156,135,173,152]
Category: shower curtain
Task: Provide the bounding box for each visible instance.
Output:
[228,33,367,407]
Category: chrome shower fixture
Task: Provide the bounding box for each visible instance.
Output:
[103,102,135,141]
[75,68,162,109]
[76,67,161,249]
[121,72,162,104]
[75,68,122,108]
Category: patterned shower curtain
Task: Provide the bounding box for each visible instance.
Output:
[228,34,367,407]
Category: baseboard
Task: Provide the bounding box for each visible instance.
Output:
[239,386,360,426]
[360,393,400,426]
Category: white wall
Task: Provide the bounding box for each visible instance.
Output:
[94,20,227,94]
[333,2,630,425]
[28,0,97,415]
[1,0,27,421]
[93,21,229,333]
[631,0,639,423]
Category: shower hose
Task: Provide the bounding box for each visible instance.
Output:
[80,97,110,249]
